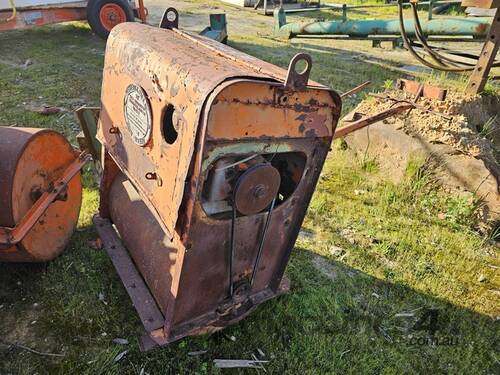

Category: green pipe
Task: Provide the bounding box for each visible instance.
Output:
[274,7,491,39]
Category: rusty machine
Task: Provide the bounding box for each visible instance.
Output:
[0,0,147,39]
[91,8,342,349]
[0,6,408,348]
[0,127,89,262]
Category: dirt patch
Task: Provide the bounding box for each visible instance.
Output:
[354,90,499,168]
[0,305,40,344]
[344,87,500,224]
[312,255,338,281]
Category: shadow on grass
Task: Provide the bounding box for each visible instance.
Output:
[0,234,497,374]
[229,39,407,89]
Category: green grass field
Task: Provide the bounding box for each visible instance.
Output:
[0,2,499,374]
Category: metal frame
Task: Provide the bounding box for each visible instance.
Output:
[465,6,500,94]
[0,0,147,31]
[0,3,87,31]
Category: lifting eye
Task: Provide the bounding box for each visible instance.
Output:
[294,59,309,75]
[162,104,178,144]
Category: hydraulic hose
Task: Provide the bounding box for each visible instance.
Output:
[410,2,475,68]
[397,0,475,71]
[411,3,462,67]
[400,0,500,71]
[1,0,16,23]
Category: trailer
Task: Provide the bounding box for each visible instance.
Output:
[0,0,147,38]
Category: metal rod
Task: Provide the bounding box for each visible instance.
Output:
[466,7,500,95]
[395,0,480,72]
[333,103,414,139]
[340,81,371,98]
[276,13,492,38]
[323,1,462,10]
[272,1,463,16]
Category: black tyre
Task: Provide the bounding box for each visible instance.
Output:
[87,0,134,40]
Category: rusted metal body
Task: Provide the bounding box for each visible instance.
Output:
[0,0,147,35]
[0,4,87,31]
[94,15,341,349]
[395,79,447,101]
[0,127,86,262]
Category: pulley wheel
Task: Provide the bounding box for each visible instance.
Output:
[234,164,281,216]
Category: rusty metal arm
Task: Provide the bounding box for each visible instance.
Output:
[76,106,101,161]
[333,103,414,139]
[465,6,500,94]
[0,152,91,245]
[340,81,371,98]
[136,0,147,23]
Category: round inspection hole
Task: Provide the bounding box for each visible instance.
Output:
[294,59,309,75]
[162,104,178,144]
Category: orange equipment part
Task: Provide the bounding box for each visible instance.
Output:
[0,1,147,36]
[98,3,127,32]
[0,7,87,31]
[0,127,84,262]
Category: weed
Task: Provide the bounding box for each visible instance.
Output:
[360,157,379,173]
[445,195,482,229]
[487,223,500,242]
[479,115,498,139]
[481,79,500,97]
[383,79,394,90]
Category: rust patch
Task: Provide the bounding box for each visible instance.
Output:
[475,23,489,35]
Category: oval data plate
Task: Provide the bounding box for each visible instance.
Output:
[124,84,152,146]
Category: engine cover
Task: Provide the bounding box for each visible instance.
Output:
[95,18,341,349]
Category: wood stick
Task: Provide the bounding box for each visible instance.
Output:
[340,81,371,98]
[0,339,65,358]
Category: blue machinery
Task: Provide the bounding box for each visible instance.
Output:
[274,1,492,39]
[273,0,499,91]
[200,13,228,43]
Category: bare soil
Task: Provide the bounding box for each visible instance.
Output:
[354,88,500,175]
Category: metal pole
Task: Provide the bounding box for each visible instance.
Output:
[276,16,493,38]
[465,7,500,95]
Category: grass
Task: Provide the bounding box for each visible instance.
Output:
[1,2,499,374]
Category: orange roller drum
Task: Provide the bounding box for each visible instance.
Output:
[0,127,85,262]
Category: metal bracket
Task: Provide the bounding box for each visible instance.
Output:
[76,106,101,161]
[159,7,179,29]
[465,6,500,95]
[284,53,312,91]
[93,215,165,334]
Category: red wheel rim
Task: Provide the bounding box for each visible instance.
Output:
[99,4,127,31]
